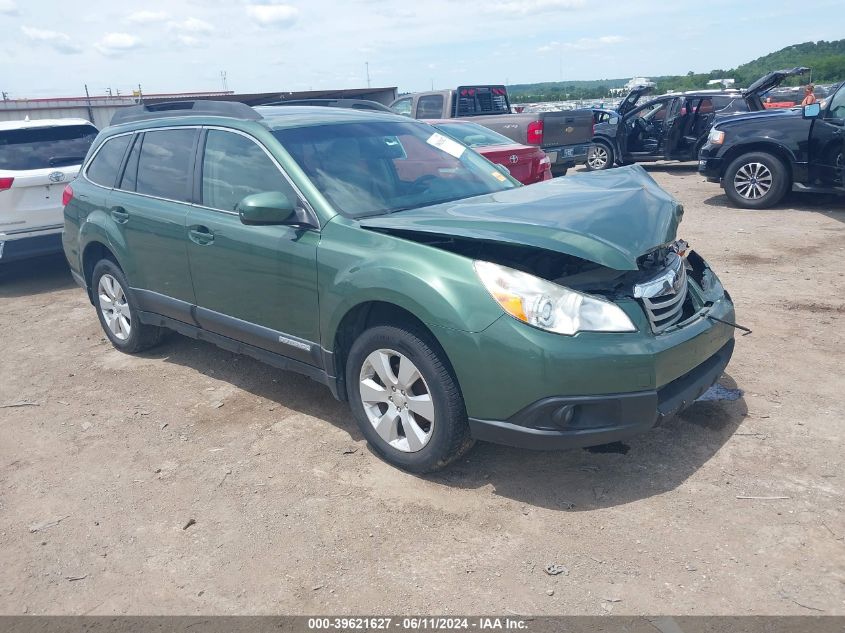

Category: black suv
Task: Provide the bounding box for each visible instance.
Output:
[586,68,809,171]
[699,81,845,208]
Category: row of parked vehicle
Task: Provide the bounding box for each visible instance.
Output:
[0,70,841,473]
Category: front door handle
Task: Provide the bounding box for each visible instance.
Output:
[188,225,214,245]
[110,206,129,224]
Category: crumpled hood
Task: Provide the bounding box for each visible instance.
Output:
[359,164,683,271]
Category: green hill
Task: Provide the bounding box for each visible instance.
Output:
[509,39,845,103]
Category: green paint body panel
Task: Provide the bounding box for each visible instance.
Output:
[63,107,736,434]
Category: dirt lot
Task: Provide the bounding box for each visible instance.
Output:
[1,165,843,616]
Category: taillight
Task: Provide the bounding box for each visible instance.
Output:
[527,120,543,145]
[62,184,74,206]
[0,177,13,191]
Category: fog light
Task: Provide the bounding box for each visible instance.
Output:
[552,405,576,428]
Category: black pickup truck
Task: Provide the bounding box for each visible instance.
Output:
[391,85,593,176]
[698,81,845,208]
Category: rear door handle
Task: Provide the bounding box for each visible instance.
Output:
[188,225,214,245]
[110,206,129,224]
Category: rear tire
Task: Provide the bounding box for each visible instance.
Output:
[723,151,788,209]
[586,141,614,171]
[346,325,473,473]
[91,259,164,353]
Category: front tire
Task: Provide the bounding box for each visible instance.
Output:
[346,325,473,473]
[723,151,788,209]
[586,141,614,171]
[92,259,164,353]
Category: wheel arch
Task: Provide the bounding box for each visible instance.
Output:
[718,142,794,180]
[329,300,459,402]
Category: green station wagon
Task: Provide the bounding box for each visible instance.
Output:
[63,101,736,472]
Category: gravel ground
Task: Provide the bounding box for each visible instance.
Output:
[1,164,843,615]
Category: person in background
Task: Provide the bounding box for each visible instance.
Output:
[801,84,817,106]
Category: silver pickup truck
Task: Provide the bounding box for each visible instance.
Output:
[391,85,593,176]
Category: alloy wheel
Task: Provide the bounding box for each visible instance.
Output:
[98,273,131,341]
[588,145,609,169]
[358,349,435,453]
[733,162,773,200]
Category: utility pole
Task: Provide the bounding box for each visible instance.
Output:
[84,83,95,124]
[220,70,228,92]
[365,62,371,88]
[430,78,434,91]
[1,91,8,101]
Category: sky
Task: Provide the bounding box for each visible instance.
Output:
[1,0,842,99]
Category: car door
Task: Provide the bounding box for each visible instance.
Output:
[619,98,671,159]
[185,127,321,366]
[108,128,199,320]
[664,97,702,160]
[808,83,845,186]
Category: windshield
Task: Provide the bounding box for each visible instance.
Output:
[0,124,98,170]
[273,120,518,218]
[432,122,514,147]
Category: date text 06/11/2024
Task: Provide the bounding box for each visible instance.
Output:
[307,617,529,630]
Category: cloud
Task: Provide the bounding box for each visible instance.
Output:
[245,3,299,27]
[489,0,585,15]
[20,26,82,54]
[164,17,214,47]
[126,10,168,24]
[174,17,214,33]
[0,0,19,16]
[537,35,625,53]
[95,32,142,56]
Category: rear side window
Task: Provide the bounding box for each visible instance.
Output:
[135,129,197,202]
[86,135,131,188]
[0,124,97,171]
[416,95,444,119]
[201,129,297,212]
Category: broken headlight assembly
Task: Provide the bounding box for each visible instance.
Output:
[473,260,636,335]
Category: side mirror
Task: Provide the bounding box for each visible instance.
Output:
[802,103,821,119]
[236,191,297,226]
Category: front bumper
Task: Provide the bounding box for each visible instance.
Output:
[468,339,734,450]
[697,155,724,182]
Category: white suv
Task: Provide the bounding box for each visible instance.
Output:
[0,118,98,263]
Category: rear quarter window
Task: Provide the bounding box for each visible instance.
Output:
[0,124,98,171]
[86,135,131,188]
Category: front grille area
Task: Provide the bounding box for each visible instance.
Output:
[641,268,689,333]
[635,252,690,334]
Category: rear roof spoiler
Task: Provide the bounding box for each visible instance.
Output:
[110,100,262,126]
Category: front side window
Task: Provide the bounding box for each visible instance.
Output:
[274,120,518,218]
[201,129,297,212]
[86,134,131,188]
[135,129,197,201]
[0,124,98,171]
[416,95,444,119]
[827,85,845,120]
[392,98,412,116]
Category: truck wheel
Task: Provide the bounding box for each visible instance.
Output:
[92,259,165,353]
[586,142,614,171]
[551,166,568,177]
[346,325,473,473]
[723,152,788,209]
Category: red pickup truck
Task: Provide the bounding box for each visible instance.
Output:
[391,85,593,176]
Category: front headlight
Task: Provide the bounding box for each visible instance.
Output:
[473,260,636,335]
[707,128,725,145]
